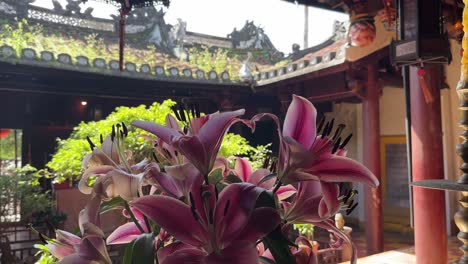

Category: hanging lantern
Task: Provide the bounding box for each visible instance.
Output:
[82,0,171,71]
[345,0,376,47]
[0,129,11,139]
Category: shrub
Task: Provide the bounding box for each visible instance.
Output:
[47,99,269,183]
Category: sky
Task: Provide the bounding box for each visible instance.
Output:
[31,0,348,54]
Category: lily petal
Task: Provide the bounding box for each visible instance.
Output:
[131,120,182,145]
[308,156,379,187]
[46,244,75,260]
[276,185,297,201]
[160,248,206,264]
[79,165,115,195]
[108,169,143,201]
[158,242,199,264]
[283,95,317,150]
[247,168,273,188]
[204,242,259,264]
[214,183,265,248]
[131,195,208,247]
[106,221,146,245]
[234,207,280,243]
[318,182,340,218]
[166,114,181,131]
[56,230,81,246]
[233,157,253,182]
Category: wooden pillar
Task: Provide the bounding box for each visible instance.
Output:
[410,65,447,264]
[363,64,383,254]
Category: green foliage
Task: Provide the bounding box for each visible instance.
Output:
[0,19,37,56]
[0,129,21,160]
[0,165,52,225]
[47,100,268,183]
[188,46,241,80]
[34,244,56,264]
[293,223,314,240]
[274,59,292,68]
[47,100,177,183]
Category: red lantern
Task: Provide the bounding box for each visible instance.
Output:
[0,129,11,139]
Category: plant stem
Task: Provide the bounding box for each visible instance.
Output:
[124,201,145,233]
[272,180,282,194]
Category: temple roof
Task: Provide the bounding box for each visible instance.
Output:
[0,0,394,92]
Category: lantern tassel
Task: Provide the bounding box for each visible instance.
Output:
[417,68,434,104]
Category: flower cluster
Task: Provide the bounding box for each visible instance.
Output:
[41,95,378,264]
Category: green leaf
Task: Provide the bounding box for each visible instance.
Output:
[258,173,277,185]
[100,196,125,214]
[255,190,296,264]
[123,240,135,264]
[123,233,156,264]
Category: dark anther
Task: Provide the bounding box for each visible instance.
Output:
[317,116,325,134]
[332,137,341,154]
[189,192,195,206]
[100,134,103,144]
[340,134,353,149]
[343,189,353,204]
[262,156,271,170]
[346,202,358,215]
[39,233,48,244]
[326,118,335,136]
[152,152,159,163]
[179,105,187,122]
[269,159,277,173]
[172,107,181,121]
[209,208,214,224]
[111,125,116,141]
[223,200,230,216]
[195,104,201,118]
[183,126,188,134]
[322,121,330,137]
[86,136,96,151]
[332,124,346,140]
[163,148,171,159]
[122,122,128,136]
[191,206,199,221]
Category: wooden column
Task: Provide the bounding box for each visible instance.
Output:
[363,64,383,254]
[410,65,447,264]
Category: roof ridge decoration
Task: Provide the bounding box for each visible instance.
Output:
[0,1,283,63]
[0,44,235,85]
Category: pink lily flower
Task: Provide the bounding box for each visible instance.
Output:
[80,133,156,201]
[45,230,81,260]
[282,179,358,264]
[131,183,280,263]
[145,162,204,200]
[132,109,246,177]
[278,95,378,187]
[57,182,111,264]
[283,180,341,224]
[229,157,296,200]
[106,208,149,245]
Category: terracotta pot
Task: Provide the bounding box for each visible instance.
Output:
[53,181,73,190]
